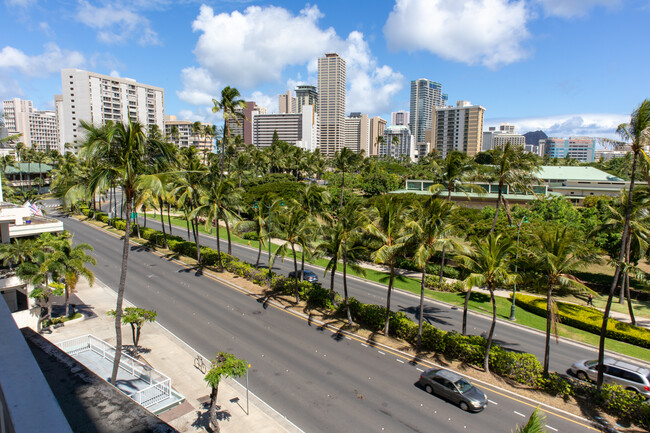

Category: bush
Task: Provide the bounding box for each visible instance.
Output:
[536,373,573,399]
[305,284,335,310]
[515,294,650,348]
[424,276,465,292]
[113,219,126,231]
[490,347,543,386]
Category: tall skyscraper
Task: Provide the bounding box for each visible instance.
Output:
[344,113,370,154]
[409,78,447,145]
[295,85,318,113]
[60,69,164,152]
[431,101,485,158]
[278,91,296,114]
[317,53,346,157]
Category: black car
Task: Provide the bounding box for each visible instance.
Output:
[418,368,488,412]
[288,270,319,283]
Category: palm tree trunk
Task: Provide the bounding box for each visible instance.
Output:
[462,287,472,335]
[292,244,299,303]
[384,262,395,336]
[158,198,168,249]
[543,283,553,376]
[209,385,221,433]
[439,246,446,284]
[483,287,497,373]
[215,214,223,271]
[597,150,638,388]
[225,218,232,255]
[167,203,173,234]
[110,194,132,385]
[194,216,201,263]
[329,262,337,300]
[256,238,262,267]
[300,253,305,281]
[417,268,426,350]
[64,284,70,317]
[490,187,503,234]
[625,271,636,325]
[143,206,147,228]
[343,251,353,325]
[186,215,191,239]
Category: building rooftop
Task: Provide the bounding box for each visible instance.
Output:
[538,166,623,182]
[4,162,54,174]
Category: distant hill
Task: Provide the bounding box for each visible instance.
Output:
[524,130,548,145]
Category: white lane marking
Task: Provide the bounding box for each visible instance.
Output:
[378,350,385,355]
[346,337,351,340]
[396,359,404,364]
[488,399,498,405]
[514,411,525,417]
[361,343,368,347]
[416,368,424,372]
[545,426,558,432]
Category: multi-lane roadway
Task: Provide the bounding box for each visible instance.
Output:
[55,210,604,432]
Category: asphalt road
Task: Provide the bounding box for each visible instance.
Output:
[56,211,599,433]
[126,211,615,375]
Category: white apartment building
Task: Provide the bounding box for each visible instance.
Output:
[60,69,164,152]
[431,101,485,158]
[482,123,525,151]
[2,98,60,153]
[252,105,318,151]
[381,125,415,161]
[317,53,346,157]
[344,113,370,154]
[163,116,213,152]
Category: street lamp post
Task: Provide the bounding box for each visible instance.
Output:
[509,216,529,321]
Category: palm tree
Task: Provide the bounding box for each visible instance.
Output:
[296,184,331,277]
[174,157,208,262]
[532,226,595,375]
[597,99,650,388]
[365,195,411,336]
[212,87,247,181]
[455,234,517,373]
[42,238,96,316]
[204,352,248,433]
[80,119,176,385]
[390,135,400,160]
[407,198,458,350]
[337,200,368,324]
[272,205,316,302]
[236,201,268,267]
[511,407,547,433]
[332,147,361,208]
[31,151,50,191]
[484,142,540,233]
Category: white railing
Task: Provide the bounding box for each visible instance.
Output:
[57,334,171,409]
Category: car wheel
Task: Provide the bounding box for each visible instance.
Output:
[425,385,433,394]
[459,401,470,412]
[626,387,639,394]
[576,371,589,381]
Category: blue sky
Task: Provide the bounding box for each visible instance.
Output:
[1,0,648,140]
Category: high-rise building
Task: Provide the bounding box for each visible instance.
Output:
[431,101,485,158]
[278,91,296,114]
[295,85,318,113]
[226,101,263,146]
[163,116,213,152]
[368,116,387,157]
[409,79,447,146]
[317,53,346,157]
[482,123,525,151]
[381,125,415,161]
[344,113,370,154]
[252,105,318,151]
[60,69,165,152]
[540,137,596,163]
[391,110,409,127]
[2,98,60,153]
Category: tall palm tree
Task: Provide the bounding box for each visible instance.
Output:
[333,147,361,208]
[484,142,540,233]
[597,99,650,388]
[236,201,268,267]
[407,198,459,350]
[212,87,247,181]
[80,119,176,385]
[455,234,517,373]
[174,157,208,262]
[532,226,595,375]
[336,201,367,324]
[365,195,411,336]
[32,151,50,191]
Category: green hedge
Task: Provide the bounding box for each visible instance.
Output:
[515,294,650,349]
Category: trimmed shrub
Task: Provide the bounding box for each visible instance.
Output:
[535,373,573,400]
[425,276,465,292]
[515,294,650,349]
[305,284,335,310]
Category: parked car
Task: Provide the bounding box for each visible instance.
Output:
[570,357,650,397]
[418,368,488,412]
[287,270,319,283]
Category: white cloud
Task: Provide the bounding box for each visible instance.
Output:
[384,0,530,68]
[109,70,120,77]
[486,113,628,139]
[0,43,84,77]
[182,4,402,115]
[534,0,622,18]
[76,0,160,46]
[0,75,23,100]
[247,91,275,113]
[39,22,54,37]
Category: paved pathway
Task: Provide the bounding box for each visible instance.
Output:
[33,278,301,433]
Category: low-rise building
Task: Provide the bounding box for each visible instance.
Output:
[163,116,213,152]
[541,137,597,163]
[482,124,525,151]
[252,105,318,151]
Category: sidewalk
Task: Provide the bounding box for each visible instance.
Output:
[32,278,302,433]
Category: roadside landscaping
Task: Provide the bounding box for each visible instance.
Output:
[77,207,650,431]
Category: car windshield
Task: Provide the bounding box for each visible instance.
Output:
[584,360,598,368]
[454,378,473,394]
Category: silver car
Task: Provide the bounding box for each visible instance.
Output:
[418,368,488,412]
[570,358,650,397]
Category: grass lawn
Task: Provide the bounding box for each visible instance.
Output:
[143,213,650,362]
